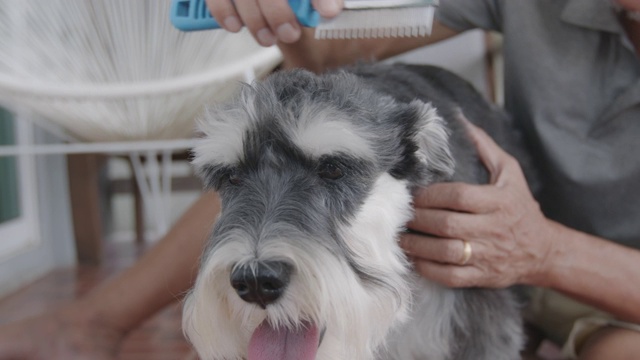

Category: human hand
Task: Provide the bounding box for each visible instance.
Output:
[205,0,343,46]
[400,122,555,289]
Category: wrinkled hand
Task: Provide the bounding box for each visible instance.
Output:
[205,0,343,46]
[400,122,554,289]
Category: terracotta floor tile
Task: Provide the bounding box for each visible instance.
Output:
[0,240,197,359]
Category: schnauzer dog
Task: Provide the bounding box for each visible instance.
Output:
[183,63,531,360]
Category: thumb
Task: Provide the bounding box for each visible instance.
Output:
[462,119,515,184]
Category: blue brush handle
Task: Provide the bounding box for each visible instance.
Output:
[170,0,320,31]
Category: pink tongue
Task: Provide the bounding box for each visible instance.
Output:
[248,320,320,360]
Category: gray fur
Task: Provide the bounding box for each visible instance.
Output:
[191,63,530,359]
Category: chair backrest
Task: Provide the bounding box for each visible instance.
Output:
[0,0,282,142]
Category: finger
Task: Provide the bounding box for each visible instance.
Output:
[311,0,344,18]
[407,208,484,239]
[206,0,243,32]
[464,121,503,173]
[234,0,277,46]
[413,182,499,214]
[464,122,523,185]
[413,259,482,288]
[257,0,302,43]
[400,233,471,265]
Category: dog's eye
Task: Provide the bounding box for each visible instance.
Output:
[228,174,241,185]
[227,168,242,186]
[318,162,343,180]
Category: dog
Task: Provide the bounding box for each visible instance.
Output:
[183,63,532,360]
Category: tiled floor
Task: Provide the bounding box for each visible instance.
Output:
[0,240,196,360]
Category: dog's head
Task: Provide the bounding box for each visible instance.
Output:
[183,69,455,360]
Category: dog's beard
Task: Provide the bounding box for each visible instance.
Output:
[182,174,415,360]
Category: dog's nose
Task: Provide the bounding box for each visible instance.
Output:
[230,261,292,309]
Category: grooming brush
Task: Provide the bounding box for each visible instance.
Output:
[170,0,438,39]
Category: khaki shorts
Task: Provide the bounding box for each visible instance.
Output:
[524,287,640,359]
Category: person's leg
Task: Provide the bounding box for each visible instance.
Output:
[0,191,220,360]
[578,326,640,360]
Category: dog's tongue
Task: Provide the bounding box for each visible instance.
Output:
[248,320,319,360]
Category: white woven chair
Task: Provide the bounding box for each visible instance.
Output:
[0,0,282,237]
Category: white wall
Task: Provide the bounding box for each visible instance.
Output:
[0,122,76,297]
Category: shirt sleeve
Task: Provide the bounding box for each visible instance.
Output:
[435,0,503,32]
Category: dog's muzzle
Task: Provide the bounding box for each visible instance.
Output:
[230,261,322,360]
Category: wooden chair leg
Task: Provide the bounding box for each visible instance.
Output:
[67,153,106,266]
[132,168,145,244]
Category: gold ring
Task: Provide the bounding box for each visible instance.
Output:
[461,240,472,265]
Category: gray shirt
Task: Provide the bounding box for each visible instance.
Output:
[436,0,640,249]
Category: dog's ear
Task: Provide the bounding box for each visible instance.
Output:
[409,100,455,185]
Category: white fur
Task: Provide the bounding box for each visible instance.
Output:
[192,105,253,167]
[193,97,378,170]
[411,100,455,178]
[288,106,375,160]
[333,174,415,358]
[338,172,460,360]
[183,173,417,360]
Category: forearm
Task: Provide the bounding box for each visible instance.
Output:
[77,191,221,333]
[280,20,460,72]
[536,219,640,323]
